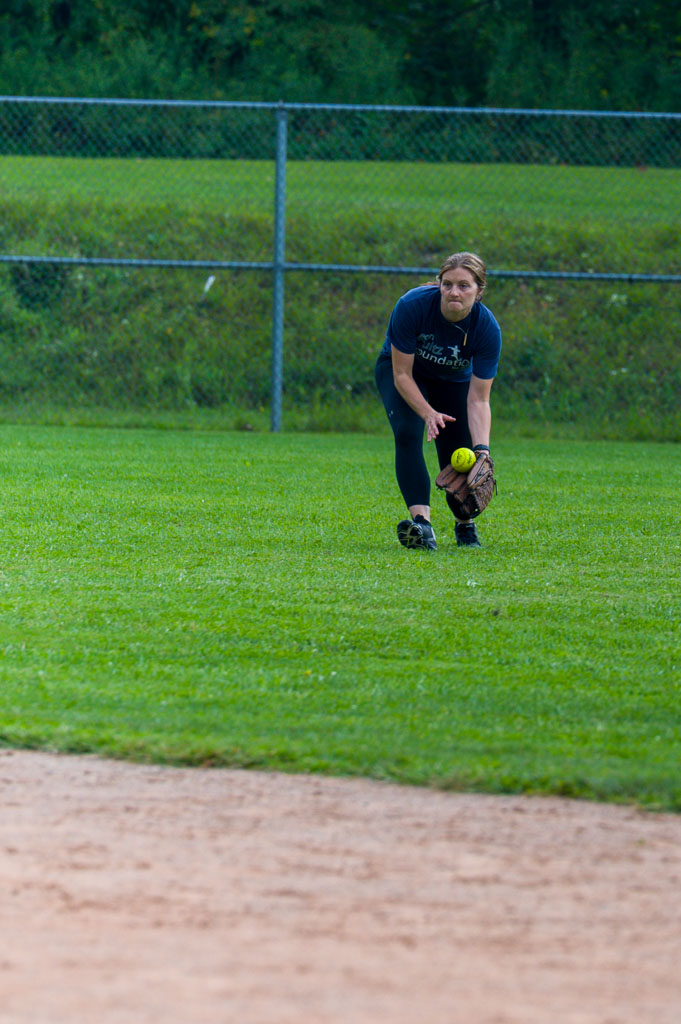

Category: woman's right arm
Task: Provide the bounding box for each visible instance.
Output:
[391,346,455,442]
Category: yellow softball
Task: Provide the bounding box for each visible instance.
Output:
[451,447,477,473]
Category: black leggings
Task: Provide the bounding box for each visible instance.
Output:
[375,354,472,513]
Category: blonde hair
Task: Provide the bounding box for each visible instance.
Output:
[436,252,487,298]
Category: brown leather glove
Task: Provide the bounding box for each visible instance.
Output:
[435,452,496,520]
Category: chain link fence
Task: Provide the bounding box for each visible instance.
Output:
[0,97,680,432]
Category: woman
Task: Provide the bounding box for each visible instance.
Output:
[375,252,501,550]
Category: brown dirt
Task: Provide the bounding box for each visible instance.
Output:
[1,748,680,1024]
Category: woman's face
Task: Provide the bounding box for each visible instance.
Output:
[439,267,481,322]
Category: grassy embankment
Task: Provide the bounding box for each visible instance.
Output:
[0,156,679,437]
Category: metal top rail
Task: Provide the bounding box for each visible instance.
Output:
[1,95,680,119]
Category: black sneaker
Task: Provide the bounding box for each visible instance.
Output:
[397,518,437,551]
[455,522,481,548]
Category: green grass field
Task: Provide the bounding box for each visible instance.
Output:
[1,424,679,810]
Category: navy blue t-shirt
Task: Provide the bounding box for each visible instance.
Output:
[379,284,501,383]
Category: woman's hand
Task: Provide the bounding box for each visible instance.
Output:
[425,409,456,442]
[391,347,455,441]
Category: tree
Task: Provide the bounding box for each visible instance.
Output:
[0,0,679,108]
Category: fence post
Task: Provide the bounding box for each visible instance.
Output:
[270,102,287,432]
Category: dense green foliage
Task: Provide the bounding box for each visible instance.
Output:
[1,427,679,810]
[0,1,680,111]
[3,102,679,168]
[1,156,679,439]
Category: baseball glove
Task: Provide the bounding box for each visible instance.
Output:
[435,451,496,520]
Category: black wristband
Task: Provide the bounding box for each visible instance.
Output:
[473,444,490,452]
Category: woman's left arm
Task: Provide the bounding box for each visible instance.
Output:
[467,374,494,449]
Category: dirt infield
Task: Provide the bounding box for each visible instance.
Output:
[2,748,680,1023]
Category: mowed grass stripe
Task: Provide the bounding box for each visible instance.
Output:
[1,155,678,224]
